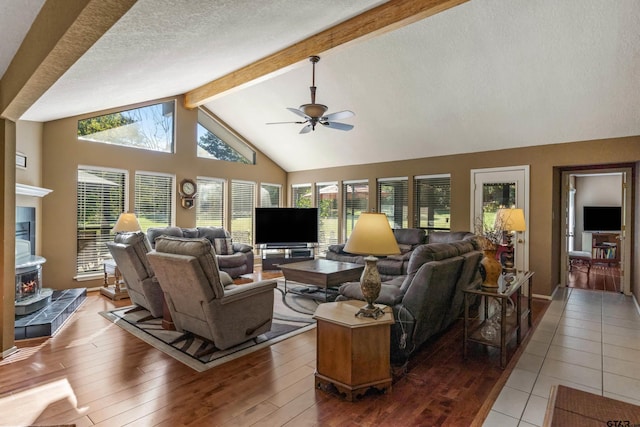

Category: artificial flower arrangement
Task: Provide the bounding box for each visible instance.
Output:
[474,214,507,251]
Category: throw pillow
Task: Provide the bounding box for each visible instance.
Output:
[398,243,412,254]
[213,238,234,255]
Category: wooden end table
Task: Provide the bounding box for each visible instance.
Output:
[313,300,394,401]
[100,259,129,300]
[463,271,534,368]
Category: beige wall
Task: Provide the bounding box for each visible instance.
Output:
[41,96,287,290]
[16,121,44,254]
[289,137,640,297]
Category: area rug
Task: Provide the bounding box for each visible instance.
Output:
[100,283,318,372]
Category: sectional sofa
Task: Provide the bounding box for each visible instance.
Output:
[337,231,482,364]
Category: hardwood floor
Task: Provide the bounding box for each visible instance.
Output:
[0,274,549,427]
[567,264,621,292]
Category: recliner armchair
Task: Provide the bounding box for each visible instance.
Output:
[106,231,164,318]
[146,226,253,278]
[147,236,276,350]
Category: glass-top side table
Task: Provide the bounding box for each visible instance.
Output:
[463,271,534,368]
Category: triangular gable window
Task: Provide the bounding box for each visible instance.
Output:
[197,109,255,164]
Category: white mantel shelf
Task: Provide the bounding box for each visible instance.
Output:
[16,183,53,197]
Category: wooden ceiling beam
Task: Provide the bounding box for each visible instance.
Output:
[0,0,137,121]
[184,0,468,109]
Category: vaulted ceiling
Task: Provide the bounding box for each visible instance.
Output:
[2,0,639,172]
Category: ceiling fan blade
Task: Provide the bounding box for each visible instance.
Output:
[322,110,355,121]
[299,124,312,134]
[266,121,307,125]
[287,107,310,119]
[321,121,354,131]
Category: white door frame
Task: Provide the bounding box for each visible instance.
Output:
[470,165,530,274]
[560,167,631,294]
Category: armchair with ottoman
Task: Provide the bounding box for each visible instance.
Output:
[147,236,276,350]
[146,226,254,278]
[337,236,482,364]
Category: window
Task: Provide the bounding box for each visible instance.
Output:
[135,172,173,233]
[197,108,255,164]
[260,183,281,207]
[292,184,312,208]
[231,180,255,245]
[196,177,225,228]
[343,180,369,239]
[77,167,126,276]
[414,174,451,234]
[377,177,408,229]
[482,182,516,228]
[316,183,339,254]
[78,101,175,153]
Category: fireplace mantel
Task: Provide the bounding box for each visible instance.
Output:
[16,183,53,197]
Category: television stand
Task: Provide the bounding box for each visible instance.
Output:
[260,243,316,270]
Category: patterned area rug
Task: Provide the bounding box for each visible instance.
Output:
[100,284,318,372]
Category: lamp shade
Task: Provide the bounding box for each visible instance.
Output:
[495,208,526,232]
[343,212,400,256]
[112,212,141,233]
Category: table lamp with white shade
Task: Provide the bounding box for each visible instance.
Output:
[494,208,526,276]
[343,212,400,318]
[112,212,142,233]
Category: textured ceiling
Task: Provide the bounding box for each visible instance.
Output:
[4,0,640,172]
[0,0,45,78]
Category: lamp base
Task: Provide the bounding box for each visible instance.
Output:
[355,304,385,319]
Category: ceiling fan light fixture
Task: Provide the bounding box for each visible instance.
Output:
[300,103,327,118]
[265,55,354,133]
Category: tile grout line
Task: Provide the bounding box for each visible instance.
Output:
[517,287,572,425]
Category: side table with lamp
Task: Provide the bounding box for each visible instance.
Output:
[100,212,141,300]
[313,212,399,399]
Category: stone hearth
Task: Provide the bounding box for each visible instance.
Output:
[15,288,87,340]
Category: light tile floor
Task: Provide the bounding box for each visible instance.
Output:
[483,287,640,426]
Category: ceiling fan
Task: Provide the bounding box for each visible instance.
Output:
[267,56,355,134]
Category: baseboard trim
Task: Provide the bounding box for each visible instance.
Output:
[2,346,18,359]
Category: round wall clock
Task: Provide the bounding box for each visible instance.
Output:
[179,178,197,197]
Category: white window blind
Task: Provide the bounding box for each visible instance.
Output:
[377,177,408,229]
[414,174,451,232]
[343,180,369,239]
[196,177,225,228]
[231,180,255,245]
[316,182,338,254]
[292,184,312,208]
[260,183,281,207]
[135,172,173,233]
[77,167,126,276]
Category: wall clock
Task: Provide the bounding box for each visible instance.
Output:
[179,178,197,209]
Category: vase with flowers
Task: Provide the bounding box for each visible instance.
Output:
[474,216,506,288]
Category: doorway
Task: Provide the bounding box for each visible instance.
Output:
[470,165,530,274]
[560,166,632,294]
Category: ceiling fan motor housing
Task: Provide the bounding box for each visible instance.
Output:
[300,103,328,118]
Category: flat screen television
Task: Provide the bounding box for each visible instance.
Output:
[255,207,318,246]
[583,206,621,232]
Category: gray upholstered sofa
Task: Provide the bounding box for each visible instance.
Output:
[147,226,253,278]
[337,236,482,364]
[326,228,427,281]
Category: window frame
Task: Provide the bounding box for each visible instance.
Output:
[413,173,451,234]
[196,177,226,228]
[377,177,409,229]
[197,108,256,164]
[134,171,175,233]
[76,165,127,278]
[77,100,176,153]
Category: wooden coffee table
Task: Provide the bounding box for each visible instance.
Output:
[279,259,364,302]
